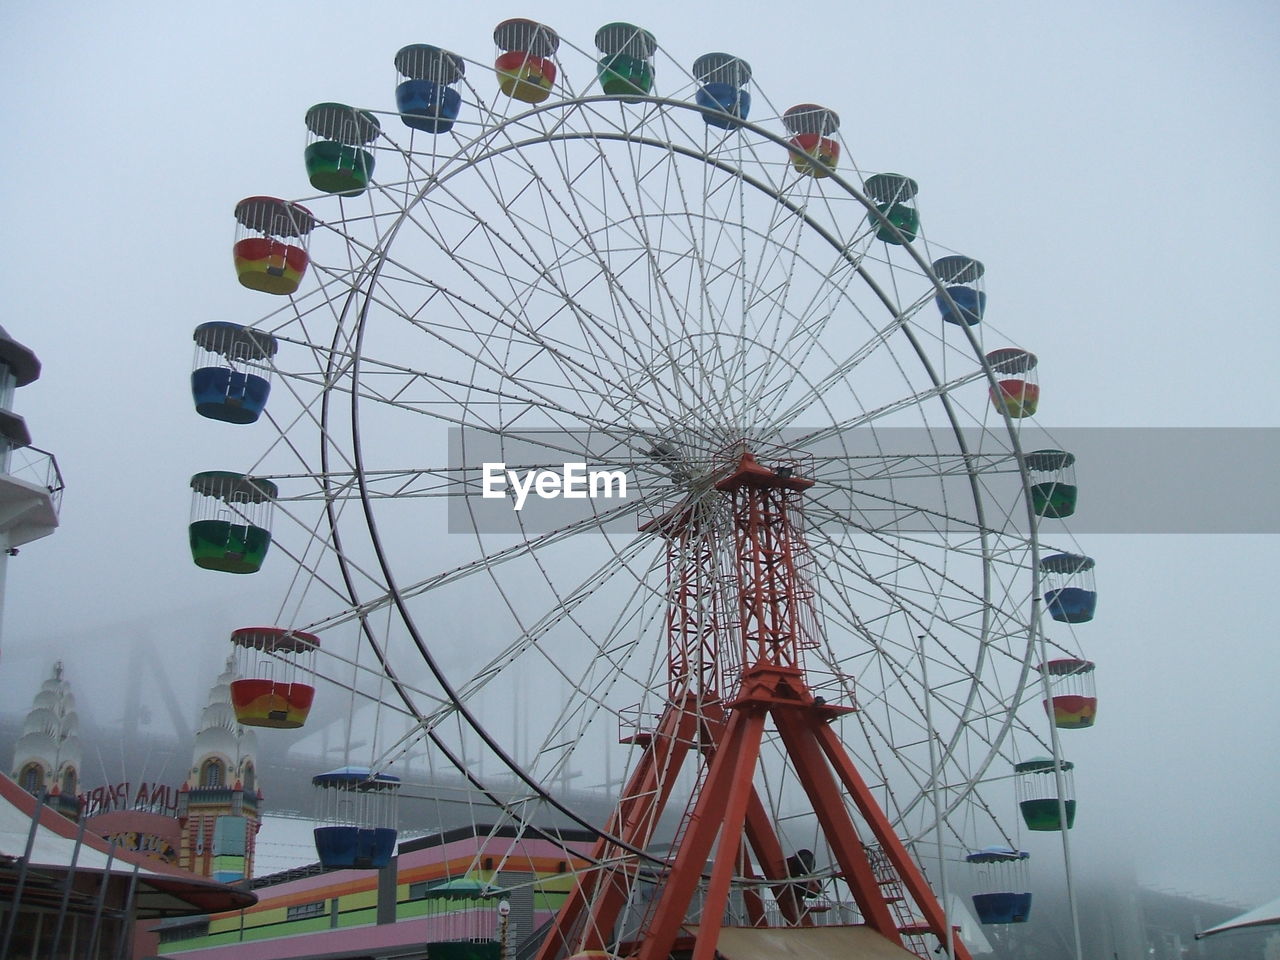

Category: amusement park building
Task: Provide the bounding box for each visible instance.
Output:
[9,653,265,888]
[5,655,266,958]
[0,749,255,959]
[10,662,81,820]
[150,823,596,960]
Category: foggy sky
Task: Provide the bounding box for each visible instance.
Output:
[0,0,1276,910]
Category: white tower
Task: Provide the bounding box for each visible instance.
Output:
[176,655,262,883]
[0,325,62,647]
[10,661,82,818]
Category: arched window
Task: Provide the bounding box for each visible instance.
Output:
[60,766,77,797]
[200,758,225,788]
[18,763,45,794]
[241,762,255,794]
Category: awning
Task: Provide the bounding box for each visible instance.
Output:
[1197,894,1280,939]
[0,773,255,918]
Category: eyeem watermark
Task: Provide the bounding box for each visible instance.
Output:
[482,462,628,511]
[452,427,1280,534]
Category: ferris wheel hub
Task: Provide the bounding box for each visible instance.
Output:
[726,663,855,718]
[714,450,814,493]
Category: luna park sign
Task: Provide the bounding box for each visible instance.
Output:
[79,781,180,818]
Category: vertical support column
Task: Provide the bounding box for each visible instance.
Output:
[377,854,399,925]
[662,507,723,700]
[716,453,814,674]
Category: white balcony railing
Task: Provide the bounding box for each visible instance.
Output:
[5,444,64,516]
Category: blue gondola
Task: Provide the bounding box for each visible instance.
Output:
[966,847,1032,924]
[395,45,465,133]
[1040,553,1097,623]
[312,766,401,869]
[933,256,986,325]
[692,53,752,129]
[191,322,278,425]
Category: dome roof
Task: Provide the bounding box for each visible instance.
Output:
[187,655,256,774]
[10,664,82,783]
[13,732,57,767]
[191,726,239,766]
[199,701,238,732]
[21,707,60,737]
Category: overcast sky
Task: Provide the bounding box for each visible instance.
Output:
[1,0,1277,910]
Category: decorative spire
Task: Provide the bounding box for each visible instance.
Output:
[11,661,81,817]
[177,655,264,882]
[186,655,258,793]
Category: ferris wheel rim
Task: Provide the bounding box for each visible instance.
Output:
[196,40,1099,890]
[284,89,1056,855]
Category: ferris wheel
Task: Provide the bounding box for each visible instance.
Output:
[188,19,1097,959]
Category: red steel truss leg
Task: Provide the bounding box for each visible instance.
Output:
[541,452,970,960]
[635,706,766,960]
[771,705,903,942]
[536,696,702,960]
[814,722,974,960]
[690,710,769,960]
[742,787,807,925]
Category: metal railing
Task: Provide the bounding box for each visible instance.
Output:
[5,444,64,514]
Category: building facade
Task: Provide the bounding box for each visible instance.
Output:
[176,656,262,885]
[152,823,595,960]
[9,661,81,819]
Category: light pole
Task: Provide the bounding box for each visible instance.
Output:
[498,898,511,960]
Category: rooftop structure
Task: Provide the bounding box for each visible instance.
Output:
[0,324,62,647]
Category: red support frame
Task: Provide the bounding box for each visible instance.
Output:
[537,452,971,960]
[657,505,725,700]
